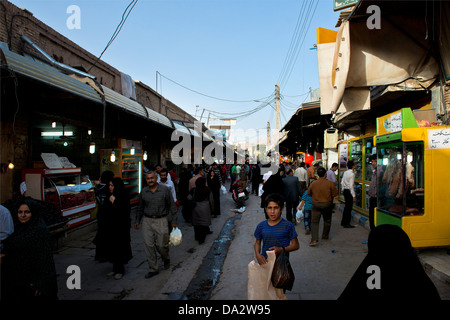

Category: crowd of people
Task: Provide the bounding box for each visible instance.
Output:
[0,158,440,300]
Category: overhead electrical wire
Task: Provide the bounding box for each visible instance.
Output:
[88,0,139,72]
[276,0,319,93]
[158,72,273,103]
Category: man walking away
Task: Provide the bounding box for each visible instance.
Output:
[135,171,177,279]
[282,169,303,225]
[341,160,356,228]
[293,162,308,192]
[307,167,338,246]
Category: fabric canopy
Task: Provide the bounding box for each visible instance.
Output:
[318,15,439,115]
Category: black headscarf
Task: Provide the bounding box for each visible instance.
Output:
[1,198,57,300]
[338,224,440,300]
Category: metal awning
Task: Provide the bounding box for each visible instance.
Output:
[0,42,103,104]
[172,121,191,136]
[101,85,173,129]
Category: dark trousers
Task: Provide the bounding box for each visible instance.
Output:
[285,200,299,222]
[311,202,333,241]
[369,196,377,230]
[251,181,259,194]
[342,189,353,226]
[194,225,210,244]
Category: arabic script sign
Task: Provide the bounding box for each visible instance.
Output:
[428,128,450,150]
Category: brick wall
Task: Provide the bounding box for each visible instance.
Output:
[0,0,195,123]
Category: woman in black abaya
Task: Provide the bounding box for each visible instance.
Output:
[103,177,133,279]
[338,224,440,300]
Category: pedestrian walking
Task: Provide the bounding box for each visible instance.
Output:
[326,163,339,189]
[103,177,133,280]
[341,160,356,228]
[207,163,222,217]
[282,169,303,225]
[179,167,192,222]
[338,224,440,300]
[367,155,377,230]
[134,171,178,279]
[307,162,319,186]
[155,164,172,183]
[189,177,214,244]
[251,164,261,195]
[293,162,308,192]
[260,169,285,219]
[298,190,312,235]
[1,198,58,300]
[307,167,338,246]
[253,193,299,265]
[230,162,238,191]
[189,166,204,192]
[93,170,114,262]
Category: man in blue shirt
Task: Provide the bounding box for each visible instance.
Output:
[254,193,299,265]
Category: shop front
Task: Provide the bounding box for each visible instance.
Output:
[374,109,450,248]
[337,133,376,215]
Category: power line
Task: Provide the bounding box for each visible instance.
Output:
[88,0,139,72]
[276,0,318,91]
[158,72,273,103]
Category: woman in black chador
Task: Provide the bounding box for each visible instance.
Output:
[338,224,440,300]
[93,170,114,261]
[1,198,58,300]
[103,177,133,279]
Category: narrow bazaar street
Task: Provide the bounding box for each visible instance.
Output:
[52,181,450,301]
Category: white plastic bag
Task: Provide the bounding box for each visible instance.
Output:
[221,185,227,194]
[169,227,182,246]
[248,250,287,300]
[258,183,264,197]
[296,209,304,223]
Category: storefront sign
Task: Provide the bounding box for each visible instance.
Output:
[428,128,450,149]
[377,108,419,136]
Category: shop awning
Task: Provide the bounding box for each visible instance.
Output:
[0,42,103,104]
[172,121,192,136]
[318,0,440,115]
[101,85,173,129]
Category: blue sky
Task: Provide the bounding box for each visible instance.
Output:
[10,0,341,144]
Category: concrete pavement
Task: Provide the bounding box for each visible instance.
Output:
[53,181,450,300]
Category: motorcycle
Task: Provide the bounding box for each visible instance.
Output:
[230,179,248,207]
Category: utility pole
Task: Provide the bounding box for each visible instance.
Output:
[267,121,271,147]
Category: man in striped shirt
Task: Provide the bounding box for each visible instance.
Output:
[254,193,299,265]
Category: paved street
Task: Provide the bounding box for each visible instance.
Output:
[53,181,450,301]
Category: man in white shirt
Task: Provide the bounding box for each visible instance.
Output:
[340,160,356,228]
[159,169,178,208]
[293,162,308,191]
[155,164,172,183]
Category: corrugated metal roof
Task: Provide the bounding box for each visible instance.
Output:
[0,41,174,130]
[101,85,173,129]
[172,121,192,136]
[0,42,103,104]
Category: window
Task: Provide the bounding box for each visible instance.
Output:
[377,142,424,217]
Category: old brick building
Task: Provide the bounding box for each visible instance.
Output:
[0,0,218,210]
